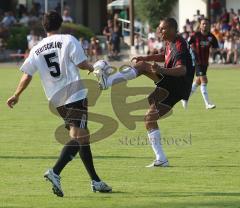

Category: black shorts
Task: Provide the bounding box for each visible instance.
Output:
[196,65,208,76]
[56,98,88,130]
[151,76,192,108]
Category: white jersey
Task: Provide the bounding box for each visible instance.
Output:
[20,34,88,107]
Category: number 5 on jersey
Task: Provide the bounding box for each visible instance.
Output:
[44,52,61,77]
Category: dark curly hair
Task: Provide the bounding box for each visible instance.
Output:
[42,10,63,32]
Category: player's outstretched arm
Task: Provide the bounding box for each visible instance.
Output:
[77,60,94,74]
[7,73,32,108]
[151,63,186,77]
[131,54,164,63]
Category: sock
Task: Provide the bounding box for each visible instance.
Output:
[79,144,100,182]
[147,129,167,161]
[53,139,80,175]
[200,83,210,105]
[107,67,137,87]
[190,81,199,96]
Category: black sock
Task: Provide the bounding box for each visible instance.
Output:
[79,144,100,182]
[53,139,80,175]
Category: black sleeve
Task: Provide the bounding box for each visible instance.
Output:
[211,34,219,49]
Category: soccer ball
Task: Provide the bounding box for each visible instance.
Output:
[93,60,112,75]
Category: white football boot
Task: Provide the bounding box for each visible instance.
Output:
[206,103,216,109]
[44,169,64,197]
[145,160,169,168]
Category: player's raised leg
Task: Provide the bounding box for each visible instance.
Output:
[93,60,161,90]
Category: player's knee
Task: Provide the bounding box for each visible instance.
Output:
[134,61,148,74]
[201,77,208,84]
[70,127,90,144]
[144,112,158,124]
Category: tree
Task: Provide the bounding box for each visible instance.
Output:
[135,0,178,29]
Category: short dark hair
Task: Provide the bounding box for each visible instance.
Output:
[42,10,63,32]
[163,17,178,32]
[200,18,209,23]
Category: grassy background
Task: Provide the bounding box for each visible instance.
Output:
[0,65,239,208]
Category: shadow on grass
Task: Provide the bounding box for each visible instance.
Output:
[0,155,155,160]
[144,191,240,198]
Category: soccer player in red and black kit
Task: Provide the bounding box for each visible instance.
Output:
[184,18,218,109]
[93,18,194,167]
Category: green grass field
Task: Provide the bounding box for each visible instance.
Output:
[0,65,240,208]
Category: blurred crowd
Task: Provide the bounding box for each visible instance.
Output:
[146,3,240,65]
[180,3,240,65]
[0,1,239,65]
[0,2,74,54]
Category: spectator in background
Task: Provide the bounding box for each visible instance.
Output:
[153,37,165,54]
[19,12,30,26]
[193,10,202,22]
[17,4,27,19]
[27,30,39,50]
[234,36,240,64]
[1,11,16,27]
[134,33,145,55]
[79,37,90,56]
[0,37,6,53]
[55,3,61,14]
[223,35,235,64]
[237,9,240,19]
[89,37,101,62]
[28,12,38,26]
[147,27,156,40]
[185,19,192,32]
[211,26,224,63]
[181,25,189,41]
[229,8,236,23]
[30,2,42,17]
[221,8,230,24]
[103,19,114,57]
[211,0,221,22]
[62,9,73,23]
[189,25,195,37]
[110,26,122,59]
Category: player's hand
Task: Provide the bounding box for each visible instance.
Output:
[87,66,94,75]
[7,95,19,108]
[151,62,163,75]
[131,56,145,63]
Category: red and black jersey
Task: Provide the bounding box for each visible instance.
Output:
[156,35,195,101]
[189,32,218,66]
[164,35,194,79]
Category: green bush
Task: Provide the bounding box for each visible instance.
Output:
[6,23,94,51]
[6,26,29,51]
[61,23,94,40]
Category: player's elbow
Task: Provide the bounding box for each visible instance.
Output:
[176,65,186,76]
[78,60,93,71]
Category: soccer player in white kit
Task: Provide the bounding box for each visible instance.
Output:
[7,11,111,197]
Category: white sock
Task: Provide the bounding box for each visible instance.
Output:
[190,81,199,96]
[147,129,167,161]
[106,67,137,87]
[200,83,210,105]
